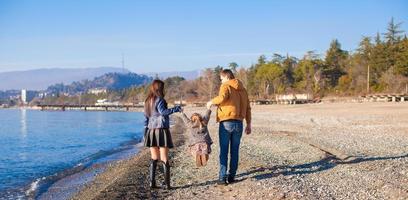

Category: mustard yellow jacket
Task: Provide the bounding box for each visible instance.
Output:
[211,79,251,124]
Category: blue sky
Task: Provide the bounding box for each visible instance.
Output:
[0,0,407,73]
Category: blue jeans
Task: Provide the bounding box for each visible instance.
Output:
[218,120,243,180]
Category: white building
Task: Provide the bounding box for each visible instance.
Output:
[96,99,108,104]
[38,92,48,98]
[21,89,27,104]
[95,99,120,106]
[174,100,187,105]
[88,88,107,95]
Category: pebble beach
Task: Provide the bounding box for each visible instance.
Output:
[72,102,408,200]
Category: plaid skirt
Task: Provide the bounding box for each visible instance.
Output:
[143,128,174,148]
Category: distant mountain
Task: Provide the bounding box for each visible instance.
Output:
[46,72,152,94]
[0,67,129,90]
[145,70,200,80]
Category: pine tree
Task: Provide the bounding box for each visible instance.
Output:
[323,39,348,88]
[395,36,408,76]
[282,54,296,89]
[228,62,239,73]
[384,17,404,45]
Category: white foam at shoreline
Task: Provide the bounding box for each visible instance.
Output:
[25,176,45,197]
[35,142,143,200]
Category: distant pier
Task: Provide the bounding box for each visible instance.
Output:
[250,93,408,105]
[360,94,408,102]
[252,93,315,105]
[38,104,143,111]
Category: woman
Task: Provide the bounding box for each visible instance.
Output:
[143,79,182,190]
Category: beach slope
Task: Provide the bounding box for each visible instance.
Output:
[73,102,408,200]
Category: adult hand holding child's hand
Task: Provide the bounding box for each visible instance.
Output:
[175,105,183,113]
[206,101,212,109]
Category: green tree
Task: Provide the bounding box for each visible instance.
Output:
[369,32,389,91]
[384,17,404,45]
[282,54,296,89]
[294,53,324,94]
[345,36,374,94]
[396,36,408,76]
[247,55,268,98]
[228,62,239,73]
[255,62,284,97]
[271,53,284,64]
[246,65,260,97]
[163,76,185,102]
[323,39,348,88]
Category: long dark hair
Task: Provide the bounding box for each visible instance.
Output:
[144,79,165,117]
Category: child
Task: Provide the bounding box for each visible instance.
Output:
[180,108,213,167]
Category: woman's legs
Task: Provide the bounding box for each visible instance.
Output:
[149,147,172,189]
[150,147,160,160]
[159,147,169,163]
[149,147,160,188]
[159,147,171,189]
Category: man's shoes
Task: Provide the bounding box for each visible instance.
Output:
[227,176,235,184]
[217,178,228,186]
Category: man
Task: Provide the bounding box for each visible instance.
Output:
[207,69,252,185]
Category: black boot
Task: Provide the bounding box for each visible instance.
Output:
[162,161,171,190]
[149,159,158,188]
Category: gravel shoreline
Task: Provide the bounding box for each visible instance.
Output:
[72,102,408,200]
[70,116,185,200]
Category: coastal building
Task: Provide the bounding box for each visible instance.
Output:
[174,100,187,105]
[38,92,48,98]
[21,89,27,104]
[95,99,119,106]
[96,99,108,105]
[88,88,107,95]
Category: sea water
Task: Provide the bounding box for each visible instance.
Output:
[0,109,145,199]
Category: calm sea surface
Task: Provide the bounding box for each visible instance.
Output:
[0,109,144,199]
